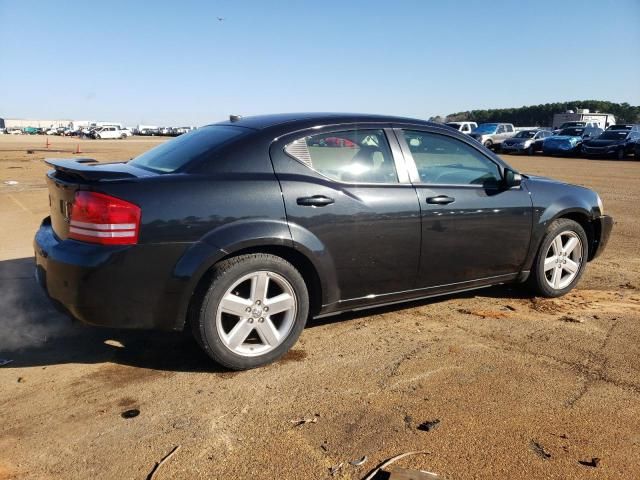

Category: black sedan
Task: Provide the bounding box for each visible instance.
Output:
[34,113,613,369]
[582,128,640,159]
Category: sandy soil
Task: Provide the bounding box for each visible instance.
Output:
[1,135,639,479]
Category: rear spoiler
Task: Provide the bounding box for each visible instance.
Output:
[45,158,141,181]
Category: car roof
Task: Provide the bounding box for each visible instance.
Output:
[212,112,434,130]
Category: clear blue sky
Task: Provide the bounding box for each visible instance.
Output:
[1,0,638,126]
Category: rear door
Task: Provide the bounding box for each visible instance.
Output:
[395,127,532,288]
[270,126,421,305]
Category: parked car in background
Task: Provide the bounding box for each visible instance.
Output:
[34,113,612,370]
[469,123,516,150]
[91,126,131,139]
[9,128,23,135]
[606,124,640,132]
[552,111,615,130]
[582,128,640,159]
[501,129,552,155]
[445,121,477,135]
[543,126,603,156]
[553,121,600,133]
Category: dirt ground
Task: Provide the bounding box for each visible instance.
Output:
[1,135,639,480]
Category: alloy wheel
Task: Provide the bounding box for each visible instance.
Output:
[543,231,583,290]
[215,270,297,357]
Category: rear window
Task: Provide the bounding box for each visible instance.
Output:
[129,125,248,173]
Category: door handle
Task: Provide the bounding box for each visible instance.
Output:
[426,195,455,205]
[296,195,335,207]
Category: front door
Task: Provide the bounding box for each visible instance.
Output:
[270,126,421,306]
[396,128,532,288]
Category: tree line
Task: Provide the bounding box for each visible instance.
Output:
[431,100,640,126]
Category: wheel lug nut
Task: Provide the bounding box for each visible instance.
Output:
[263,306,269,312]
[256,300,261,305]
[248,318,254,323]
[258,317,264,323]
[245,307,252,313]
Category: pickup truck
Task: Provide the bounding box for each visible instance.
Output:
[469,123,516,150]
[91,126,132,139]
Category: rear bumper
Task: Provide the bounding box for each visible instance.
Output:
[591,215,613,260]
[34,217,190,330]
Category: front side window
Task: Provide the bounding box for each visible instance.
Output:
[402,130,501,187]
[284,129,398,184]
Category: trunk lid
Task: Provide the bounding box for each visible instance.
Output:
[45,158,154,240]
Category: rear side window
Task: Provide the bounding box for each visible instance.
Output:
[402,130,501,187]
[284,129,398,184]
[129,126,248,173]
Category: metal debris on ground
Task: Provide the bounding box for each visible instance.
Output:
[560,315,584,323]
[3,180,19,185]
[146,445,181,480]
[389,467,441,479]
[417,419,440,432]
[578,457,600,468]
[121,408,140,419]
[291,414,319,426]
[349,456,368,466]
[531,440,552,459]
[363,451,431,480]
[329,462,344,476]
[0,359,14,367]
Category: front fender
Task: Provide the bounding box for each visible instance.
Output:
[521,178,600,271]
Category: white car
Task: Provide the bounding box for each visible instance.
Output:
[92,126,131,139]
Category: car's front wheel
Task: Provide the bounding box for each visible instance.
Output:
[616,148,625,160]
[192,253,309,370]
[529,219,588,297]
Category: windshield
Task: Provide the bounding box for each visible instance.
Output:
[129,125,249,173]
[599,131,629,140]
[472,124,498,134]
[559,128,585,137]
[514,131,536,139]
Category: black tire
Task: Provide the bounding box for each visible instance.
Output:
[527,145,534,156]
[529,219,588,298]
[192,253,309,370]
[616,148,625,160]
[120,134,126,139]
[484,140,493,150]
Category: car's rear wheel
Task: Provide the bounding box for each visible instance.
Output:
[529,219,588,297]
[120,134,126,139]
[617,148,625,160]
[192,253,309,370]
[484,140,493,150]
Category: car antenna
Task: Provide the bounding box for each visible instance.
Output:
[229,114,242,122]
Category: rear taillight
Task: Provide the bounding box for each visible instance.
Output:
[68,191,141,245]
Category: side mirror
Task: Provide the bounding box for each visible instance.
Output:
[504,169,522,188]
